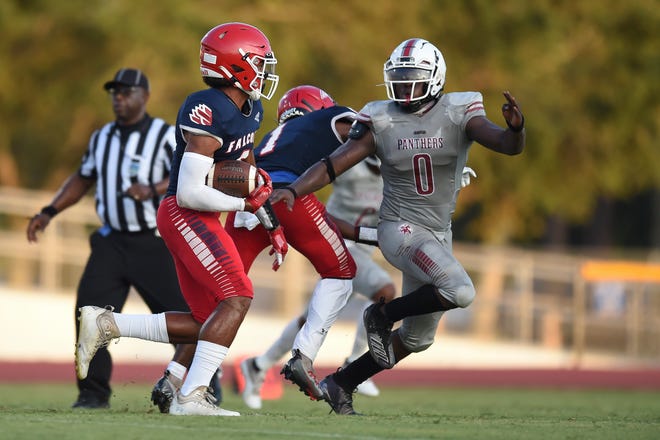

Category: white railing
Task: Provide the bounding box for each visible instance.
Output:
[1,186,658,365]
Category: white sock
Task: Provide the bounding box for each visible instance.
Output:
[347,301,370,362]
[293,278,351,360]
[180,340,227,396]
[255,315,303,371]
[166,361,187,382]
[112,312,169,343]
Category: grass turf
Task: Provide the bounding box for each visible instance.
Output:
[1,383,659,439]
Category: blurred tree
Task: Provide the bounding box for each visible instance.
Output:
[0,0,657,248]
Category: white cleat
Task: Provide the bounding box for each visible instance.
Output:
[169,386,240,416]
[356,378,380,397]
[241,357,266,409]
[76,306,119,380]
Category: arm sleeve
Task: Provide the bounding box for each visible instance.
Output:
[176,151,245,212]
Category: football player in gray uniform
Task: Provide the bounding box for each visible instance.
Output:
[269,38,525,415]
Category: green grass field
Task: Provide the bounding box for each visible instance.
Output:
[1,383,659,440]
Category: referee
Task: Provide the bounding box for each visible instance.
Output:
[26,68,216,409]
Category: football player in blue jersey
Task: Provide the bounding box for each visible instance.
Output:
[75,22,287,416]
[225,85,363,402]
[227,85,398,408]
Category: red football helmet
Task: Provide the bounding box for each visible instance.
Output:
[276,85,336,124]
[200,22,279,100]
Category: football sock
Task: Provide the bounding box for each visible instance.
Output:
[347,302,370,362]
[112,312,169,343]
[255,315,303,371]
[293,278,351,360]
[383,284,446,321]
[335,352,383,391]
[180,340,227,396]
[166,361,187,382]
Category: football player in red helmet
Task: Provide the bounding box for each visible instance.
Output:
[231,85,397,410]
[225,84,366,405]
[276,85,336,124]
[200,22,279,101]
[75,22,285,417]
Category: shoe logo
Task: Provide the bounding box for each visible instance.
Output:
[399,224,412,235]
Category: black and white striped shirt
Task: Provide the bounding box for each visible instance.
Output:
[79,115,175,232]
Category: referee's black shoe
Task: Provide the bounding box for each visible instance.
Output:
[72,394,109,409]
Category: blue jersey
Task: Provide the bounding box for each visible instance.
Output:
[254,106,355,184]
[167,88,263,196]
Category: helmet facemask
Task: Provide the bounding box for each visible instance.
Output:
[384,67,433,109]
[241,50,279,101]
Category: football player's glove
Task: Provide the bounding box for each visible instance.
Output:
[461,167,477,188]
[267,226,288,271]
[244,168,273,212]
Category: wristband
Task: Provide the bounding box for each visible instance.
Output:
[149,183,158,197]
[506,115,525,132]
[282,186,298,199]
[321,156,336,182]
[40,205,58,218]
[354,226,378,245]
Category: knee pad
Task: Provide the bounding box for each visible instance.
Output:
[399,332,434,353]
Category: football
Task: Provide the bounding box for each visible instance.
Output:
[207,160,260,198]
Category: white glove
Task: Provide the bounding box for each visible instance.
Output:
[233,211,260,230]
[461,167,477,188]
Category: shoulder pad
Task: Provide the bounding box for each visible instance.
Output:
[445,91,483,106]
[348,120,369,140]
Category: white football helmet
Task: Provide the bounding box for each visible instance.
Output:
[383,38,446,108]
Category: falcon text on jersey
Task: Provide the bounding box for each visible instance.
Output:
[397,136,444,150]
[227,132,256,153]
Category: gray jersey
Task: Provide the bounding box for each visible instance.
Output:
[358,91,485,233]
[325,161,383,227]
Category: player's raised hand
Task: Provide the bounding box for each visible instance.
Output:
[501,91,524,132]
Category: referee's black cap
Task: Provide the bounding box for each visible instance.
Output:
[104,68,150,92]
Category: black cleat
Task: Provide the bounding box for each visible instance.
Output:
[281,349,324,400]
[151,370,181,413]
[72,394,109,409]
[363,300,395,369]
[208,367,223,405]
[320,375,359,415]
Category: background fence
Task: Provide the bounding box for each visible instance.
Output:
[1,186,659,367]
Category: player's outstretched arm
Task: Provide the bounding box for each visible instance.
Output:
[270,132,376,211]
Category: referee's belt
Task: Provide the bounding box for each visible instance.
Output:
[99,225,159,237]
